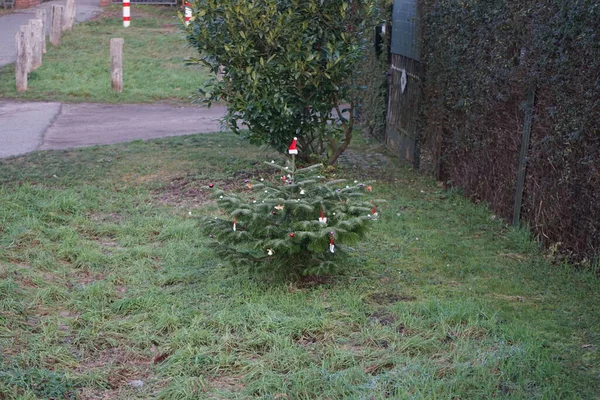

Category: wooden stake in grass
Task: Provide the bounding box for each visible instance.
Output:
[20,24,33,73]
[15,30,28,91]
[63,0,75,31]
[30,19,43,70]
[35,9,47,54]
[110,38,124,93]
[50,5,63,46]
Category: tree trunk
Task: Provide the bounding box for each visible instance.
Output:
[327,103,354,165]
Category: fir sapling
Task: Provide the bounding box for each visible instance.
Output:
[200,138,382,277]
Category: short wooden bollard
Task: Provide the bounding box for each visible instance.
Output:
[20,25,33,73]
[35,9,47,54]
[50,5,63,46]
[15,30,28,91]
[110,38,124,92]
[30,19,43,70]
[63,0,75,31]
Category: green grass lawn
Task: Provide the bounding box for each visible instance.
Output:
[0,133,598,399]
[0,6,208,104]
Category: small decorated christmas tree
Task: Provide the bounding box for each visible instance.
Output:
[201,138,381,277]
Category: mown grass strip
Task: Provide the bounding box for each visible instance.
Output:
[0,6,208,104]
[0,133,598,399]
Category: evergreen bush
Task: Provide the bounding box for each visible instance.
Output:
[185,0,379,164]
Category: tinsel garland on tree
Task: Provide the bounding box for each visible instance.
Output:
[200,138,382,277]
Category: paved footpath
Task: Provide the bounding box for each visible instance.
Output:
[0,101,228,158]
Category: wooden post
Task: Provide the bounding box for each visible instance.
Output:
[512,88,536,227]
[20,25,32,73]
[63,0,75,31]
[110,38,124,92]
[30,19,43,70]
[35,9,47,54]
[15,30,28,92]
[50,5,63,46]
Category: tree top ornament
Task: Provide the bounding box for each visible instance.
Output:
[288,137,298,155]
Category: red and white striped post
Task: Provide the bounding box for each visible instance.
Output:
[184,1,192,26]
[123,0,130,27]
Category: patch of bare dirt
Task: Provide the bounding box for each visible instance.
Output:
[430,353,455,379]
[368,309,397,326]
[154,175,213,208]
[4,263,65,290]
[295,330,328,347]
[152,171,263,208]
[368,310,410,336]
[76,348,153,399]
[93,237,124,255]
[339,341,368,355]
[72,269,105,288]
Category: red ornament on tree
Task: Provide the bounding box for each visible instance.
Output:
[209,183,214,188]
[288,137,298,155]
[318,208,327,224]
[289,232,295,238]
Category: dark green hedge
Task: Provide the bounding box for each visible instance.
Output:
[357,5,391,143]
[418,0,599,264]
